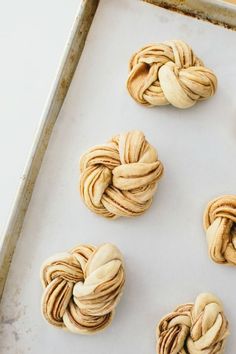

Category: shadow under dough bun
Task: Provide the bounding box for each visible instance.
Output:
[203,195,236,265]
[157,293,229,354]
[40,243,125,334]
[127,40,217,109]
[80,130,164,219]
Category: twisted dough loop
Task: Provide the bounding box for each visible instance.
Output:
[40,243,125,334]
[80,130,164,218]
[127,40,217,109]
[203,195,236,265]
[157,293,229,354]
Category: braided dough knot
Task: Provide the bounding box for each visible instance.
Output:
[127,40,217,109]
[41,243,125,334]
[80,130,164,218]
[204,195,236,265]
[157,293,229,354]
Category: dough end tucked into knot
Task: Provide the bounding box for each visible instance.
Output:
[127,40,217,109]
[203,195,236,265]
[79,130,164,218]
[157,293,229,354]
[40,243,125,334]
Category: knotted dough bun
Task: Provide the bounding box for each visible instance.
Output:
[127,40,217,109]
[203,195,236,265]
[40,243,125,334]
[80,130,164,218]
[157,293,229,354]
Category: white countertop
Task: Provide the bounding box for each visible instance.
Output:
[0,0,81,237]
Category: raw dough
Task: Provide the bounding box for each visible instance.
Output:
[157,293,229,354]
[127,40,217,109]
[40,243,125,334]
[203,195,236,265]
[80,130,164,218]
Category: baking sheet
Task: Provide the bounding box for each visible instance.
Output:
[144,0,236,30]
[144,0,236,31]
[0,0,99,298]
[1,0,236,353]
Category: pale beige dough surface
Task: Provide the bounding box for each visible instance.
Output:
[41,243,125,334]
[157,293,229,354]
[203,195,236,266]
[127,40,217,109]
[80,130,163,218]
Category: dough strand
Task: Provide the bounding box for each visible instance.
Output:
[127,40,217,109]
[40,243,125,334]
[80,130,164,218]
[203,195,236,265]
[157,293,229,354]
